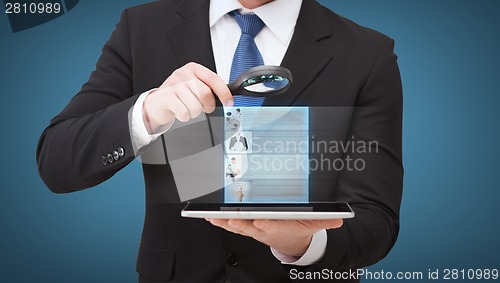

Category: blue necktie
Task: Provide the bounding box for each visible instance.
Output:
[229,11,265,107]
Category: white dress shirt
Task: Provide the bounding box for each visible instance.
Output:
[130,0,327,266]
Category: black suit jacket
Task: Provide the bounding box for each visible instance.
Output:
[37,0,403,282]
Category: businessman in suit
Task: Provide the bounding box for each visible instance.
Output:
[37,0,403,282]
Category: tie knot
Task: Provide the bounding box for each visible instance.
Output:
[230,11,265,38]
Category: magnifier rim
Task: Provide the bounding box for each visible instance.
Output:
[227,65,293,97]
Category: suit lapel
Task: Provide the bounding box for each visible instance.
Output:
[263,0,333,106]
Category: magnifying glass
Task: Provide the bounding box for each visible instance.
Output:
[227,65,292,97]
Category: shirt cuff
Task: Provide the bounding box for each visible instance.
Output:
[130,89,173,153]
[271,229,327,266]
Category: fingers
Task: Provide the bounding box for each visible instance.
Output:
[207,219,260,238]
[206,219,308,257]
[171,83,203,121]
[253,219,281,234]
[185,79,216,114]
[207,218,344,240]
[187,62,234,107]
[296,219,344,230]
[319,219,343,229]
[228,219,265,238]
[207,219,273,242]
[160,90,191,123]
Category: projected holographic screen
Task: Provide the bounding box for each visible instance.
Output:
[223,107,309,203]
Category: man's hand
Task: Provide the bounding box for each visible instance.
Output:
[207,219,343,257]
[143,62,234,134]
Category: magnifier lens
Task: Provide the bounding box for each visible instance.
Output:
[242,75,290,93]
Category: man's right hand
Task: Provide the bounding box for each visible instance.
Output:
[143,62,234,134]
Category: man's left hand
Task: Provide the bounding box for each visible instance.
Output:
[206,219,343,257]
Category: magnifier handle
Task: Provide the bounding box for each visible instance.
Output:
[227,82,239,94]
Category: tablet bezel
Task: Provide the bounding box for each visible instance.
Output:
[181,202,355,219]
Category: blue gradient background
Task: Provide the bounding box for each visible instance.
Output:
[1,1,499,282]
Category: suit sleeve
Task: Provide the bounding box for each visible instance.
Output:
[298,38,403,274]
[36,10,139,193]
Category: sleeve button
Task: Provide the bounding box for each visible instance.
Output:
[117,147,125,157]
[107,153,114,163]
[113,150,120,160]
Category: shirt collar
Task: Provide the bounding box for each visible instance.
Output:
[210,0,303,45]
